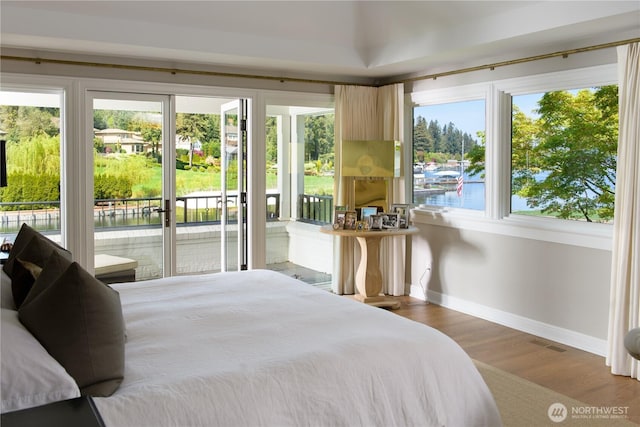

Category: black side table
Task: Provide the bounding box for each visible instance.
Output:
[1,396,105,427]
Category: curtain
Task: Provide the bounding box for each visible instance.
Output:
[607,43,640,379]
[332,83,405,295]
[378,84,406,296]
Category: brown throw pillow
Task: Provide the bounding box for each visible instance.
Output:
[20,250,72,308]
[18,261,125,397]
[10,258,43,308]
[3,223,71,279]
[9,236,62,308]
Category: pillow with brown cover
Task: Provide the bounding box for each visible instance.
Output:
[10,258,43,309]
[9,236,65,308]
[18,258,125,397]
[3,223,71,279]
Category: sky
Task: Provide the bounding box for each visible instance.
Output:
[413,94,544,138]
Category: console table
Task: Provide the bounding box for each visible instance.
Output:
[320,225,418,309]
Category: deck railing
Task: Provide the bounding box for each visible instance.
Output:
[1,194,282,233]
[1,192,335,233]
[297,194,333,225]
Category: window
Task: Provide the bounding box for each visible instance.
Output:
[412,99,485,211]
[264,101,334,285]
[410,64,617,248]
[511,87,618,223]
[0,90,63,239]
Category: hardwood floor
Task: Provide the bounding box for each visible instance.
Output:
[389,296,640,424]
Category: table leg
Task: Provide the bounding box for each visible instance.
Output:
[354,235,400,309]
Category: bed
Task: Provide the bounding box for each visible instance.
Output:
[2,225,501,426]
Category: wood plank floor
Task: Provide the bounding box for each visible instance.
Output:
[387,296,640,424]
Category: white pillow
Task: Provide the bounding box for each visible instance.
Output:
[1,270,15,310]
[1,308,80,413]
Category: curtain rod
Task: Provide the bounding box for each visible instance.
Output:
[391,37,640,85]
[2,37,638,88]
[0,54,354,87]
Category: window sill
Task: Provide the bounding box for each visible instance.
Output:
[410,207,612,251]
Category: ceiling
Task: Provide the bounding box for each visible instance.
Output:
[1,1,638,84]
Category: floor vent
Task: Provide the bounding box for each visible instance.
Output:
[531,339,549,347]
[530,339,567,352]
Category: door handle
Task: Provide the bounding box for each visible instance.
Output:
[154,200,171,228]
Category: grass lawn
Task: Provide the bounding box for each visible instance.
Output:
[132,167,335,197]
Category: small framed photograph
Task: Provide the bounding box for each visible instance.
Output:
[381,213,399,229]
[360,206,378,221]
[344,211,358,230]
[391,204,410,228]
[333,209,346,229]
[368,214,383,230]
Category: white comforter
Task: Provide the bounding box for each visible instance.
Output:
[94,270,501,427]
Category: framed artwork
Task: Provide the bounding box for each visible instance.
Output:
[381,213,399,229]
[368,214,383,230]
[391,204,410,228]
[333,209,346,230]
[344,211,358,230]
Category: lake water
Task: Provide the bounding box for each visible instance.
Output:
[413,170,532,212]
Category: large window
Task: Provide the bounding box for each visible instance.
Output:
[264,102,334,284]
[410,64,617,246]
[511,87,617,222]
[412,99,485,211]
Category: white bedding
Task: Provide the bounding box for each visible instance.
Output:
[94,270,501,427]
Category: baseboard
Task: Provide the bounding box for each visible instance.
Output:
[409,286,606,357]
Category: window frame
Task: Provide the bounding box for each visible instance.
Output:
[410,82,490,217]
[408,63,617,250]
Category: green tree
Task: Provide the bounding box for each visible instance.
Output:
[511,106,541,195]
[266,116,278,164]
[177,113,210,167]
[137,122,162,159]
[465,131,486,178]
[0,106,59,143]
[304,114,334,162]
[413,116,430,160]
[524,87,618,221]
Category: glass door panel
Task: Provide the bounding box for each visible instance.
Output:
[0,90,63,245]
[174,95,237,275]
[91,94,168,281]
[220,100,247,272]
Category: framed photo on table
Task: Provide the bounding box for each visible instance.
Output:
[344,211,358,230]
[333,208,347,230]
[360,206,378,222]
[368,214,383,230]
[391,204,410,228]
[381,213,399,229]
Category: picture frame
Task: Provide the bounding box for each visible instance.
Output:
[344,211,358,230]
[360,206,378,222]
[368,214,383,230]
[380,212,400,229]
[333,208,347,230]
[390,203,410,228]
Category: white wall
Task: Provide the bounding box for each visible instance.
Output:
[410,218,611,355]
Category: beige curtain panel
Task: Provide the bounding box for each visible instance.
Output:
[607,42,640,380]
[332,83,406,296]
